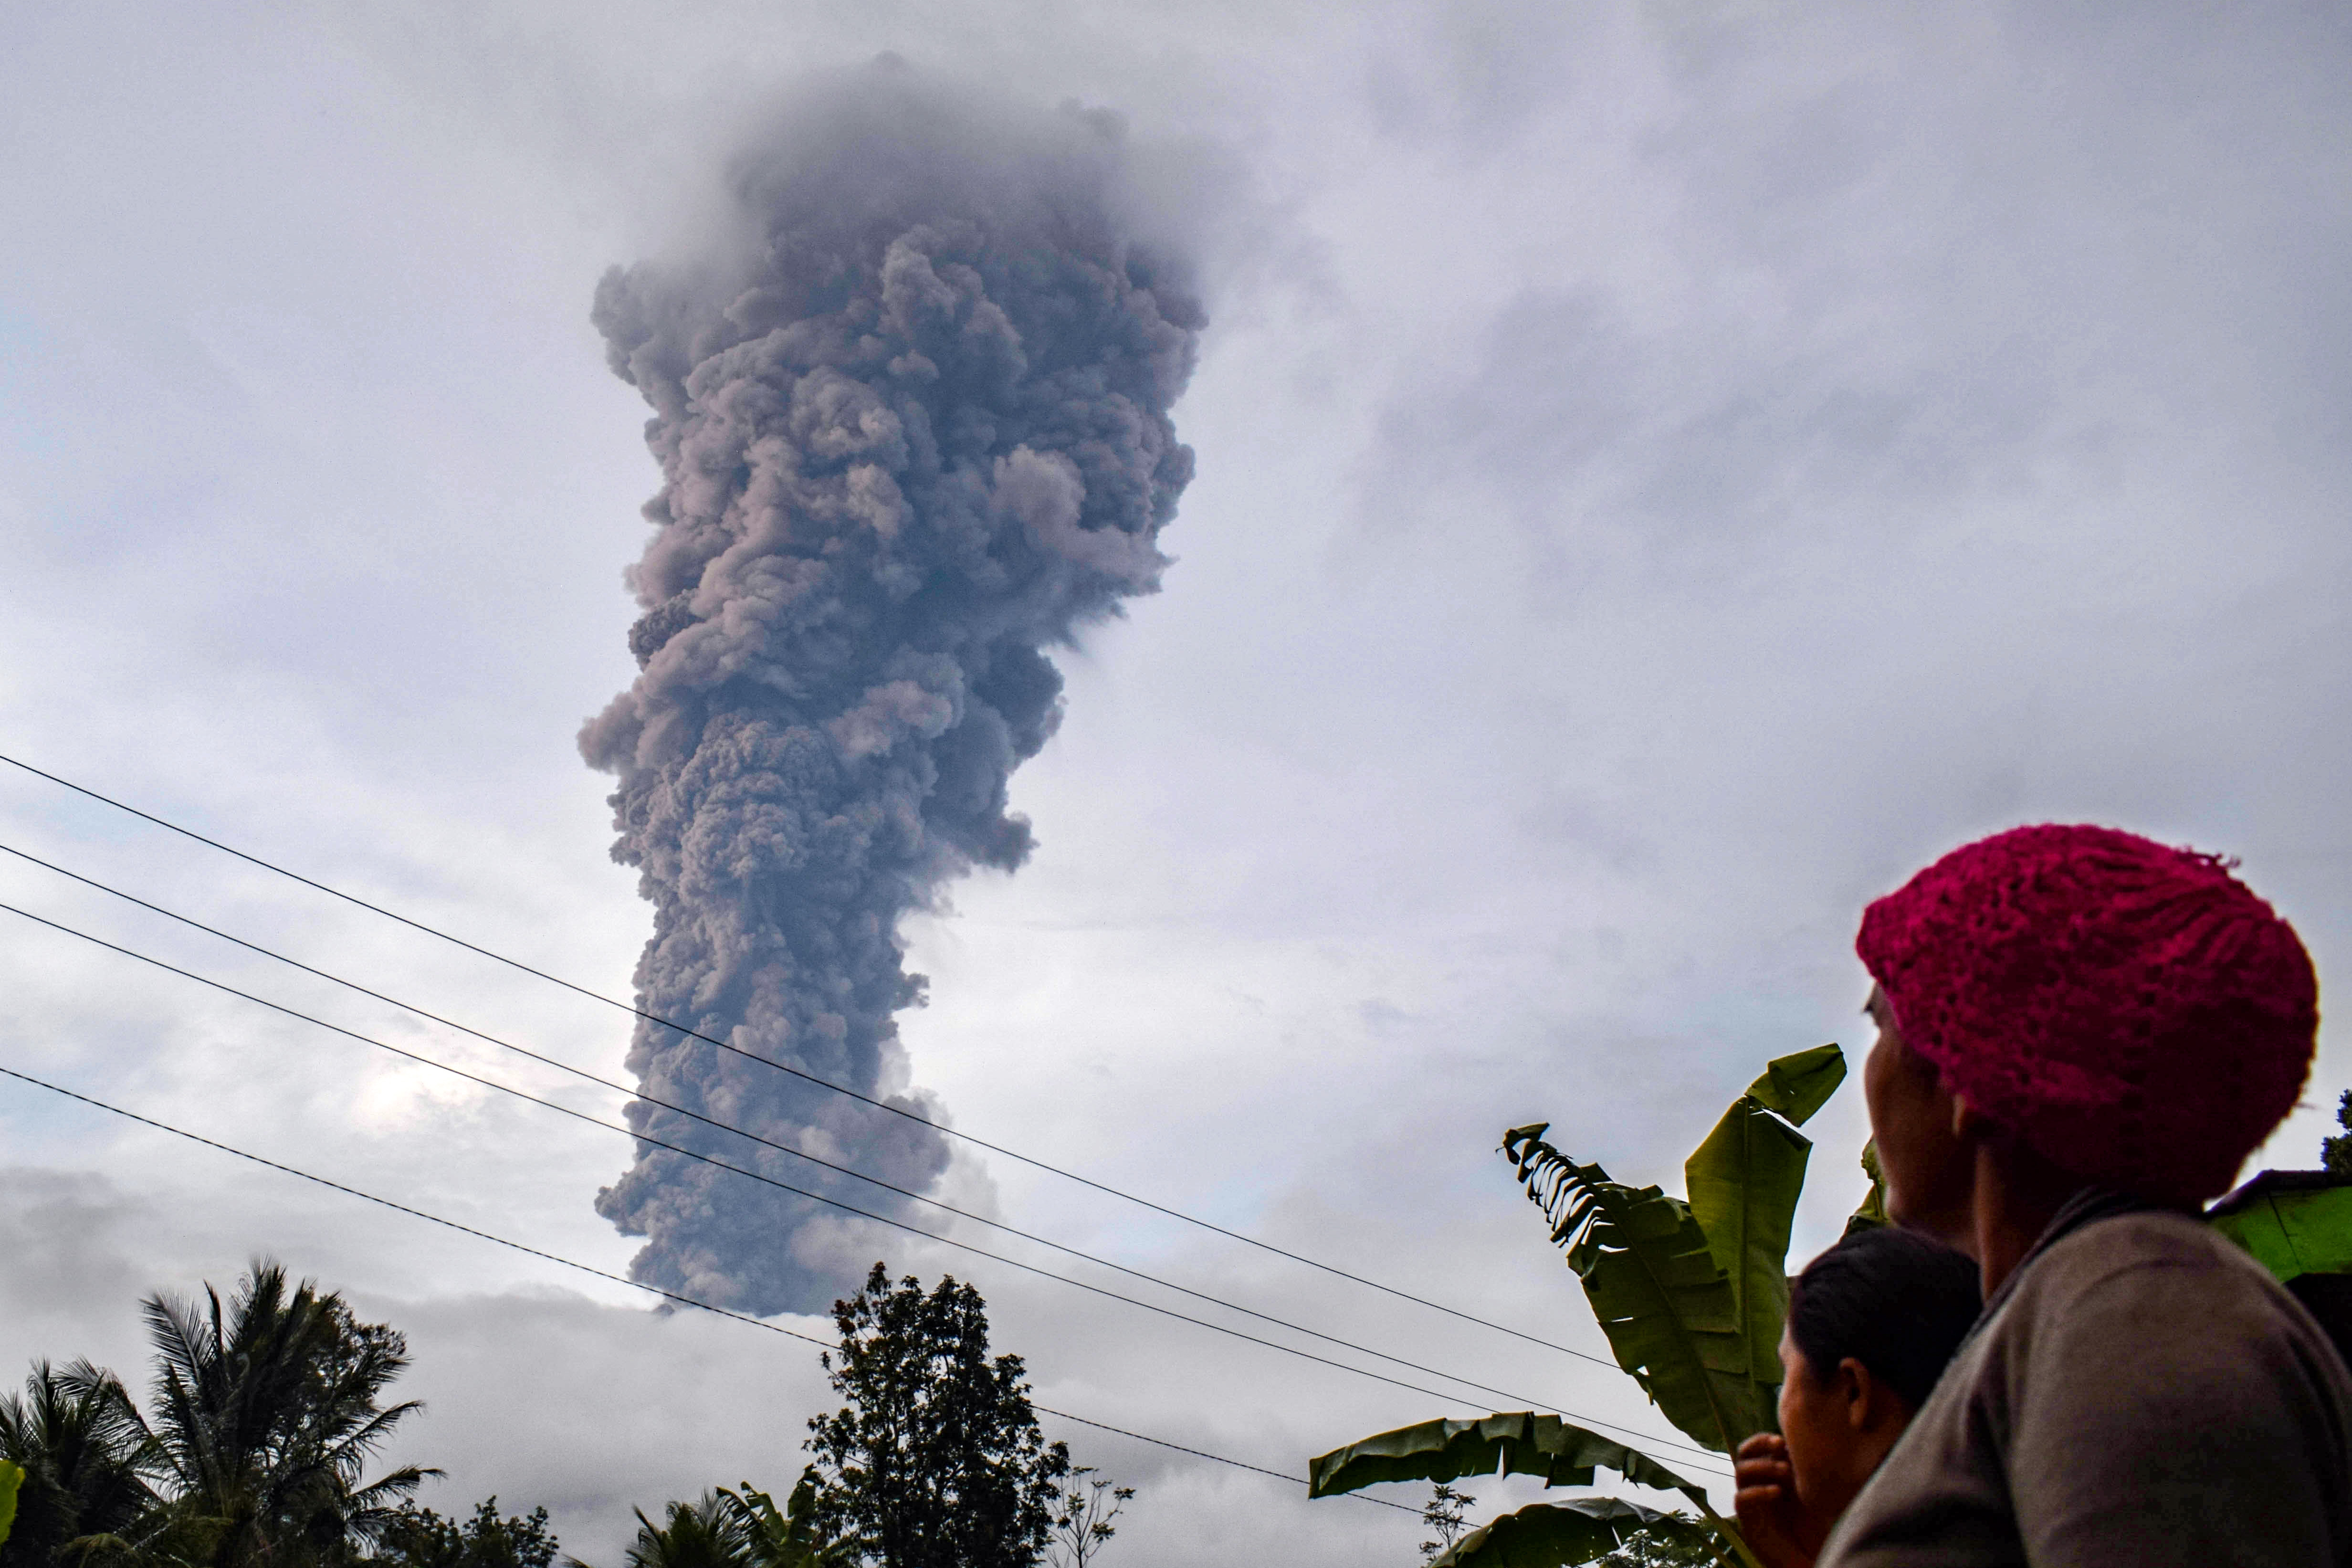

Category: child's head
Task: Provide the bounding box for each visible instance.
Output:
[1775,1226,1981,1521]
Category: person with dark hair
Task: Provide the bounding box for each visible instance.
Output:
[1731,1227,1983,1568]
[1817,824,2352,1567]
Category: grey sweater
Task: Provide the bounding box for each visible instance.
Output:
[1817,1203,2352,1567]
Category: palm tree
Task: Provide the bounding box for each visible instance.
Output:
[616,1495,747,1568]
[126,1260,437,1568]
[0,1360,158,1567]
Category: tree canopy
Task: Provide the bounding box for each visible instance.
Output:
[0,1361,156,1568]
[0,1261,439,1568]
[3,1255,1119,1568]
[805,1265,1071,1568]
[373,1500,557,1568]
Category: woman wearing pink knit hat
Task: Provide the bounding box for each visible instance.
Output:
[1809,824,2352,1567]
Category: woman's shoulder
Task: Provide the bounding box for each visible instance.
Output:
[2021,1205,2282,1300]
[1994,1207,2351,1401]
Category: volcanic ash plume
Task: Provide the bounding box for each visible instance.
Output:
[579,80,1203,1315]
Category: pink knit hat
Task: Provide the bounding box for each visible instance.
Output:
[1857,824,2319,1203]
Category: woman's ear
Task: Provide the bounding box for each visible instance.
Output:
[1835,1357,1900,1433]
[1835,1356,1871,1429]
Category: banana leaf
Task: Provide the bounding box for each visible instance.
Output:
[1503,1045,1848,1453]
[721,1469,856,1568]
[1307,1412,1709,1511]
[1683,1045,1843,1405]
[1500,1141,1759,1453]
[1738,1044,1846,1126]
[1431,1497,1728,1568]
[1842,1141,1890,1238]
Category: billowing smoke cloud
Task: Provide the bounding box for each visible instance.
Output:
[580,73,1203,1315]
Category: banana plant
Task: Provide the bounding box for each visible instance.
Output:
[1435,1499,1727,1568]
[1308,1412,1744,1567]
[1309,1043,1850,1568]
[717,1470,856,1568]
[1841,1142,1890,1238]
[0,1458,20,1549]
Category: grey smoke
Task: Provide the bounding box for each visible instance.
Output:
[578,73,1203,1316]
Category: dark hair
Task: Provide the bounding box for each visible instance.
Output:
[1786,1227,1982,1411]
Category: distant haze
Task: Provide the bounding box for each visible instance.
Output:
[581,71,1204,1314]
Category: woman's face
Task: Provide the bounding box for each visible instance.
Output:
[1860,985,1975,1246]
[1775,1323,1915,1531]
[1774,1326,1877,1526]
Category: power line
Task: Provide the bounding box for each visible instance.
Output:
[0,751,1593,1362]
[0,896,1731,1477]
[0,1062,1423,1516]
[0,842,1679,1439]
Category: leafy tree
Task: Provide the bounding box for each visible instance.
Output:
[0,1361,158,1568]
[1595,1517,1723,1567]
[2323,1090,2352,1175]
[805,1266,1070,1568]
[372,1499,557,1568]
[1044,1469,1129,1568]
[1417,1483,1468,1564]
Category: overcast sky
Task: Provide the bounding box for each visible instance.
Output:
[3,2,2348,1563]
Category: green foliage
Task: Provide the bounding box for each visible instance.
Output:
[120,1261,438,1568]
[2324,1091,2352,1177]
[616,1495,746,1568]
[31,1261,436,1568]
[1430,1500,1729,1568]
[5,1263,576,1568]
[0,1361,158,1568]
[1680,1044,1843,1443]
[715,1473,852,1568]
[1498,1136,1756,1457]
[372,1500,557,1568]
[0,1461,23,1550]
[1043,1469,1129,1568]
[1312,1044,1855,1568]
[1592,1514,1730,1568]
[1418,1484,1469,1565]
[574,1479,850,1568]
[1501,1045,1842,1455]
[1840,1143,1890,1239]
[1731,1047,1847,1129]
[576,1271,1076,1568]
[1307,1413,1751,1567]
[805,1265,1070,1568]
[1309,1414,1708,1510]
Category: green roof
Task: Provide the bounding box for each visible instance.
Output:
[2208,1172,2352,1282]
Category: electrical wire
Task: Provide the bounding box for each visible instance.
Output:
[0,895,1732,1478]
[0,1063,1424,1515]
[0,841,1690,1445]
[0,750,1599,1362]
